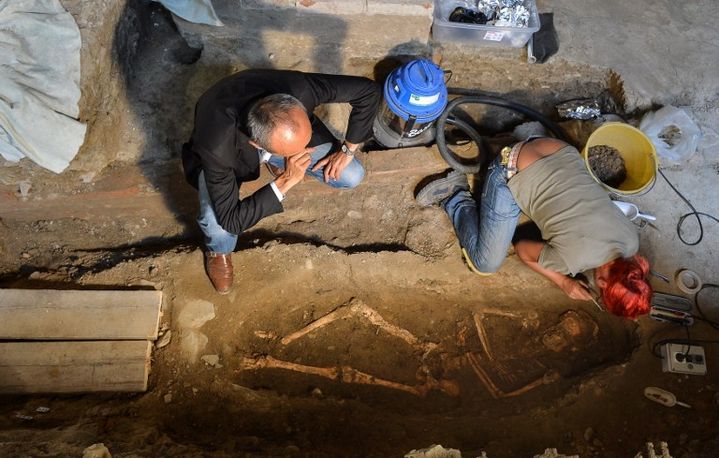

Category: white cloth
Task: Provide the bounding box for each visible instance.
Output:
[0,0,87,173]
[155,0,223,26]
[258,148,285,202]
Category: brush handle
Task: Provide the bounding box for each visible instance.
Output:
[638,212,657,221]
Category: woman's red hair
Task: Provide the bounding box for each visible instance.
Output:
[601,255,652,318]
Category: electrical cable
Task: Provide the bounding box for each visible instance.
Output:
[694,283,719,331]
[648,284,719,360]
[657,168,719,246]
[647,171,719,358]
[693,315,719,328]
[651,337,719,359]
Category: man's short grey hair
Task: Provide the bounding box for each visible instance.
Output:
[248,94,307,150]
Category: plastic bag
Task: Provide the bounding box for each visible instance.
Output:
[639,105,701,165]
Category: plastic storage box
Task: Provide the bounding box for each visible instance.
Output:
[432,0,540,48]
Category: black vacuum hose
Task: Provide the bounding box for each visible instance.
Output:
[443,116,487,173]
[436,95,568,173]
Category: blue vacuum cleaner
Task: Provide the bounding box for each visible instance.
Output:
[372,59,448,148]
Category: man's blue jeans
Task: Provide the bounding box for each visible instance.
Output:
[443,155,521,274]
[198,142,365,254]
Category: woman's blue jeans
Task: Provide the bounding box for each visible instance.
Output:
[443,155,521,273]
[197,142,365,254]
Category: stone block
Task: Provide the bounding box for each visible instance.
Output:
[296,0,366,15]
[366,0,433,17]
[175,4,432,74]
[176,299,216,329]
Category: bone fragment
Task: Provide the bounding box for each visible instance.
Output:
[350,300,438,353]
[473,313,494,361]
[465,352,555,399]
[280,299,437,355]
[478,307,519,318]
[240,355,339,380]
[280,305,352,345]
[240,355,458,397]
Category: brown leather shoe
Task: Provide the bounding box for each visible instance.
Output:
[205,252,233,295]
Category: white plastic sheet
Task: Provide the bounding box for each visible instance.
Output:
[640,105,702,166]
[0,0,87,173]
[155,0,223,26]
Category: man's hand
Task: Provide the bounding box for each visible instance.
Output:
[559,277,593,301]
[312,151,354,183]
[275,152,311,195]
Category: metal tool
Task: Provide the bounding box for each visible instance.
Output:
[578,280,604,311]
[588,295,603,311]
[527,36,537,64]
[649,270,670,283]
[650,305,694,326]
[651,291,692,312]
[644,386,691,408]
[612,200,657,222]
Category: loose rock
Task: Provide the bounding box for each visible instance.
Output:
[404,444,462,458]
[156,330,172,349]
[176,299,215,329]
[180,330,208,361]
[201,354,222,368]
[82,443,112,458]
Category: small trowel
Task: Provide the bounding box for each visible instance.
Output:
[644,386,691,408]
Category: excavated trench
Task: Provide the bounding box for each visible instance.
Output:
[4,2,717,458]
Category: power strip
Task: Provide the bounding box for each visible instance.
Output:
[661,343,707,375]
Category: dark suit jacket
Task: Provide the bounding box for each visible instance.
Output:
[182,69,381,235]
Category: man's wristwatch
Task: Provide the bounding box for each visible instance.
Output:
[341,143,358,157]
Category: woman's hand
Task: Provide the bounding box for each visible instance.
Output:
[559,277,593,301]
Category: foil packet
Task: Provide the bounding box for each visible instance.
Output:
[475,0,530,28]
[498,0,524,8]
[494,5,530,27]
[556,99,602,120]
[475,0,498,18]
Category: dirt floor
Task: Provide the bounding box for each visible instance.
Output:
[1,2,719,457]
[1,243,718,457]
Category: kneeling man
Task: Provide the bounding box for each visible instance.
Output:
[183,69,380,294]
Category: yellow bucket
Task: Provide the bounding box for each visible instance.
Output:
[582,122,658,195]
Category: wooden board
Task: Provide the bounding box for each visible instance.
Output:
[0,289,162,340]
[0,341,152,393]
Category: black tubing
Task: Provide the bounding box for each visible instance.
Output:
[444,116,488,174]
[435,95,568,173]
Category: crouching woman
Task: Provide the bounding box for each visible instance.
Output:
[417,137,652,318]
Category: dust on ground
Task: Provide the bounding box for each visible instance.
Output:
[2,240,719,457]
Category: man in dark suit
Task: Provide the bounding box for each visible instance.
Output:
[182,69,381,294]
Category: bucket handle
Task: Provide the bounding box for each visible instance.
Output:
[444,70,453,84]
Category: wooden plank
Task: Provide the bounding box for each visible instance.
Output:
[0,289,162,340]
[0,341,152,393]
